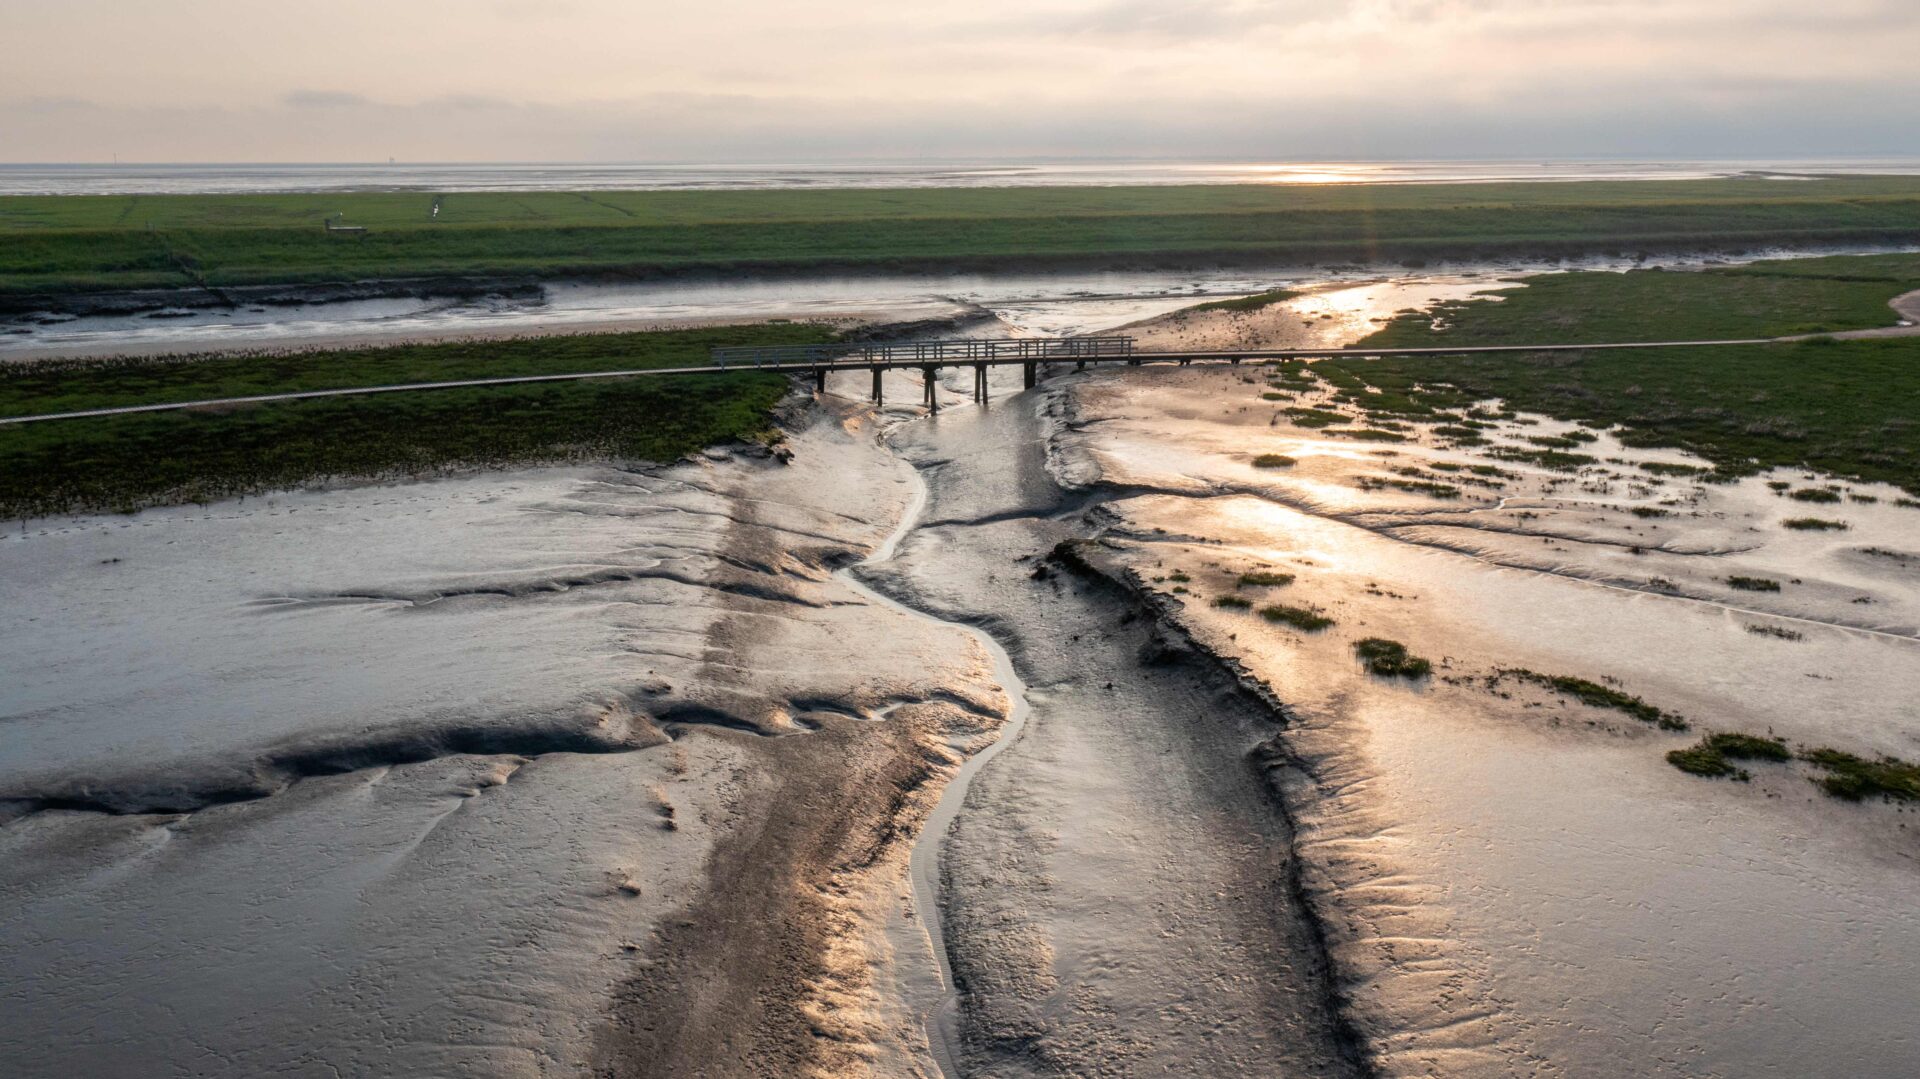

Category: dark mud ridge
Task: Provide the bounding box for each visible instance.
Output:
[0,673,941,822]
[0,275,546,318]
[1038,534,1376,1076]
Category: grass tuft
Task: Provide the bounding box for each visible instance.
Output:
[1258,603,1336,631]
[1497,668,1688,730]
[1353,637,1432,677]
[1801,748,1920,801]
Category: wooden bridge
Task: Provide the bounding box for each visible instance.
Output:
[710,336,1136,410]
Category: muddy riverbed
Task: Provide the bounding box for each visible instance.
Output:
[3,275,1918,1077]
[9,245,1908,364]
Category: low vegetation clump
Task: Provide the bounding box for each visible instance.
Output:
[1251,453,1297,468]
[1237,571,1296,587]
[1361,477,1462,499]
[1783,517,1850,531]
[1667,732,1792,780]
[1665,745,1739,779]
[1525,434,1593,449]
[1332,428,1409,443]
[1285,407,1352,428]
[1261,391,1289,401]
[1727,576,1782,592]
[1496,668,1689,730]
[1191,288,1301,313]
[1354,637,1432,677]
[1631,506,1671,518]
[1642,462,1709,477]
[1745,623,1805,641]
[1485,446,1598,471]
[1663,732,1920,802]
[1788,487,1843,503]
[1213,595,1253,610]
[1258,603,1336,631]
[1802,748,1920,801]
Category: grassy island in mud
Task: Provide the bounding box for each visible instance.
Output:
[0,324,825,518]
[1325,252,1920,492]
[11,177,1920,308]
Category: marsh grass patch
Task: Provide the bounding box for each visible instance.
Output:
[1495,668,1688,730]
[1259,603,1335,631]
[1354,637,1432,678]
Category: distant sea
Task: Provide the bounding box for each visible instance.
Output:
[5,158,1920,196]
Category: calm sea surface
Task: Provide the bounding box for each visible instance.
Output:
[6,158,1920,196]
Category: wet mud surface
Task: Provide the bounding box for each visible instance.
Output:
[5,271,1920,1077]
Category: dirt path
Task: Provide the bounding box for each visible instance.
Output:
[1825,288,1920,338]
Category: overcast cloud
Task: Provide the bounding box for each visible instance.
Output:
[1,0,1915,161]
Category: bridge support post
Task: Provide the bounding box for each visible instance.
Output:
[1022,361,1036,389]
[923,366,939,413]
[1075,359,1086,372]
[973,364,987,403]
[814,367,826,394]
[871,366,883,404]
[1230,357,1241,365]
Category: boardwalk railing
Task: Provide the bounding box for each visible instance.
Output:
[710,335,1134,369]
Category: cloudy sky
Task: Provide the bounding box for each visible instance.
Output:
[3,0,1916,162]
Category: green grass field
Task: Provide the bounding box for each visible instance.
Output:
[11,177,1920,301]
[0,325,828,518]
[1323,253,1920,491]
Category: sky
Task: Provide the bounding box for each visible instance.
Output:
[3,0,1918,163]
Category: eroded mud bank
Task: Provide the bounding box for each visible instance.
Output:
[858,363,1371,1076]
[0,393,1007,1077]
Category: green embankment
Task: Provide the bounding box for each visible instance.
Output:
[0,325,829,519]
[12,178,1920,301]
[1322,253,1920,492]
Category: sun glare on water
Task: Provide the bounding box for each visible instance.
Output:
[1240,164,1381,185]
